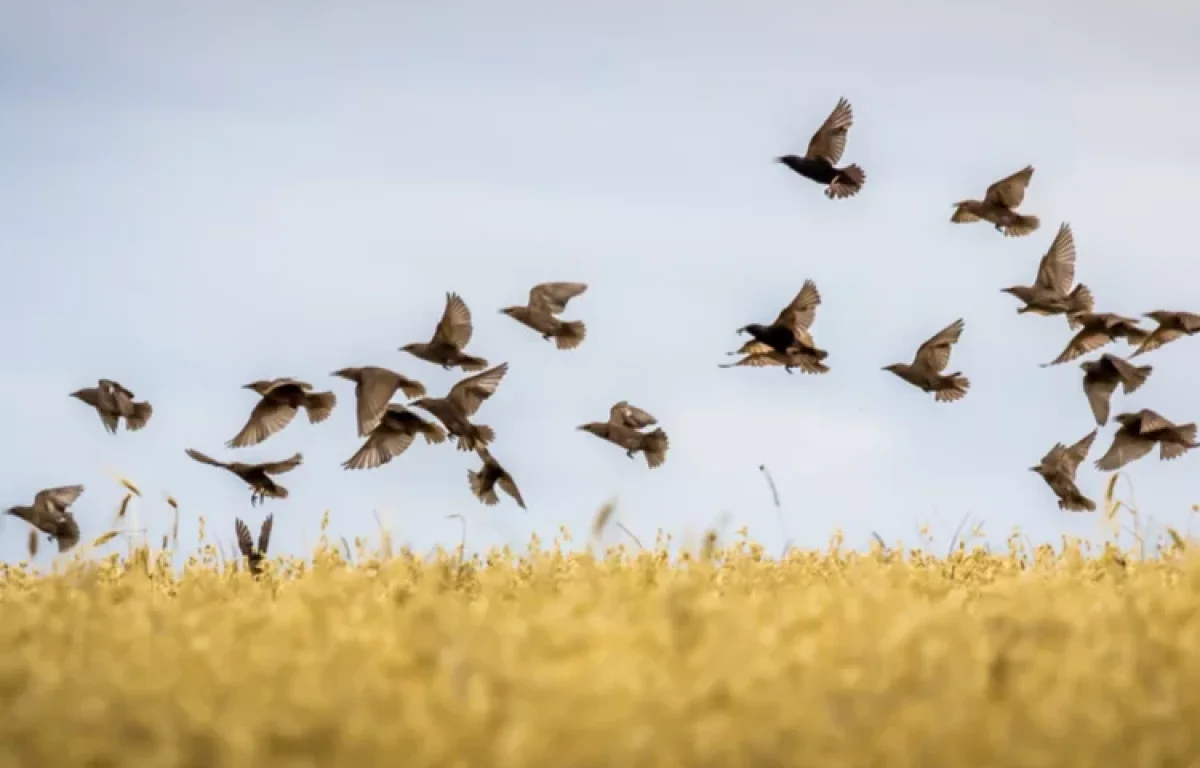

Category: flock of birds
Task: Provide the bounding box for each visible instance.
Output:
[6,97,1200,565]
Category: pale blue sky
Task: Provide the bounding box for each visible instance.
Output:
[3,1,1199,563]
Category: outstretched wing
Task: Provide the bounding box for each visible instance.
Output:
[983,166,1034,209]
[227,398,298,449]
[805,97,853,166]
[429,292,474,350]
[258,514,274,554]
[773,280,822,332]
[34,485,85,512]
[1033,222,1076,295]
[912,319,965,373]
[258,453,303,475]
[447,363,509,417]
[235,518,254,559]
[185,448,227,469]
[498,473,526,510]
[1061,429,1098,476]
[529,282,588,315]
[609,401,657,429]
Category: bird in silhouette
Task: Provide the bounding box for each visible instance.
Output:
[1001,223,1093,328]
[1095,410,1198,472]
[6,485,84,553]
[1043,313,1149,367]
[500,282,588,351]
[721,343,830,375]
[185,449,302,506]
[235,514,273,576]
[331,366,427,437]
[608,401,658,430]
[883,319,970,402]
[733,279,827,361]
[1030,429,1098,512]
[400,292,489,372]
[1130,311,1200,358]
[227,379,336,449]
[342,404,446,471]
[70,379,153,434]
[411,363,509,452]
[777,98,866,200]
[951,166,1040,237]
[468,447,526,510]
[578,421,670,469]
[1080,353,1153,426]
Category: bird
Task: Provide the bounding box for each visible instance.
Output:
[1043,313,1149,367]
[1030,429,1098,512]
[882,319,970,402]
[69,379,153,434]
[6,485,84,553]
[410,363,509,452]
[1000,223,1093,328]
[227,378,336,449]
[500,282,589,351]
[776,97,866,200]
[721,344,830,375]
[184,448,303,506]
[1130,311,1200,358]
[342,404,446,471]
[608,401,658,431]
[577,421,670,469]
[1079,353,1153,426]
[400,292,489,372]
[330,366,427,437]
[951,166,1040,237]
[1095,409,1198,472]
[234,514,273,576]
[467,447,526,510]
[733,280,827,362]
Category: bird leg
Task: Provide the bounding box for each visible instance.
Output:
[626,450,636,459]
[250,490,262,507]
[785,366,794,375]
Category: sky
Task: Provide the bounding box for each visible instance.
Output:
[2,0,1199,565]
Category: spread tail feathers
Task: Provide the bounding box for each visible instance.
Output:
[468,470,500,505]
[1002,214,1040,238]
[554,320,587,351]
[935,374,970,403]
[826,164,865,200]
[457,355,489,372]
[456,424,496,452]
[641,429,670,469]
[1066,285,1094,328]
[303,391,337,424]
[125,401,153,431]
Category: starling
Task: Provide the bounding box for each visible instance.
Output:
[400,292,489,372]
[500,282,589,351]
[734,279,827,361]
[776,97,866,200]
[1000,223,1094,328]
[70,379,153,434]
[342,404,447,471]
[235,514,273,576]
[609,401,658,430]
[577,421,670,469]
[227,378,336,449]
[1130,311,1200,358]
[951,166,1040,237]
[721,343,830,375]
[330,366,427,437]
[6,485,84,553]
[467,447,526,510]
[882,318,970,402]
[185,448,303,506]
[1095,409,1198,472]
[410,363,509,452]
[1043,313,1149,367]
[1030,429,1098,512]
[1080,353,1153,426]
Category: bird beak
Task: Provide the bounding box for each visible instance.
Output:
[1028,466,1039,473]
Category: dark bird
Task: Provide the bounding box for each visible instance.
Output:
[411,363,509,452]
[1030,429,1098,512]
[776,97,866,200]
[578,421,670,469]
[882,319,970,402]
[342,404,446,471]
[6,485,84,553]
[1043,313,1149,367]
[70,379,153,434]
[733,279,827,364]
[1095,409,1198,472]
[400,292,489,372]
[185,448,303,506]
[227,378,336,449]
[331,366,427,437]
[608,401,658,430]
[468,447,526,510]
[1080,353,1153,426]
[1001,223,1093,328]
[951,166,1040,238]
[500,282,588,351]
[721,343,830,375]
[235,514,273,576]
[1130,311,1200,358]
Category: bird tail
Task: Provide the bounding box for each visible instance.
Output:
[422,423,447,445]
[1125,327,1151,349]
[125,401,154,431]
[468,469,500,505]
[554,320,587,351]
[342,443,380,471]
[456,424,496,452]
[1110,356,1153,394]
[303,391,337,424]
[1066,285,1094,328]
[640,429,670,469]
[1002,214,1040,238]
[935,374,970,403]
[398,380,427,400]
[1059,494,1097,513]
[456,354,489,372]
[826,165,865,200]
[262,482,288,500]
[1161,424,1198,461]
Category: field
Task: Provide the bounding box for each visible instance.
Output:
[3,515,1200,768]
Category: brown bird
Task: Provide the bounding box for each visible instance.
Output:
[1000,223,1093,328]
[400,292,488,372]
[609,401,658,430]
[1080,353,1153,426]
[721,343,830,375]
[1130,311,1200,358]
[1043,313,1149,367]
[330,366,427,437]
[70,379,153,434]
[733,280,828,364]
[410,363,509,452]
[883,319,970,402]
[468,447,526,510]
[578,421,670,469]
[500,282,589,351]
[951,166,1040,237]
[6,485,84,553]
[234,514,273,576]
[227,378,336,449]
[185,448,303,506]
[342,404,447,471]
[1095,409,1198,472]
[1030,429,1098,512]
[776,97,866,200]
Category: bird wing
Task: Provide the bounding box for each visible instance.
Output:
[267,378,311,392]
[1033,222,1076,295]
[35,485,85,512]
[1136,326,1186,357]
[1062,429,1099,476]
[55,515,81,552]
[235,518,254,559]
[529,282,588,315]
[99,379,136,400]
[258,515,274,554]
[950,203,982,223]
[805,97,853,165]
[185,448,228,469]
[1096,431,1156,472]
[609,401,657,429]
[912,319,965,373]
[356,431,417,470]
[722,353,784,368]
[447,363,509,417]
[498,473,526,510]
[227,398,299,449]
[96,408,120,434]
[1082,374,1119,426]
[354,368,401,437]
[1137,409,1175,434]
[1038,443,1068,471]
[430,292,474,350]
[258,453,303,475]
[773,280,822,332]
[1050,326,1112,366]
[983,166,1034,209]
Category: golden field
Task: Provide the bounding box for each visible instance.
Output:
[3,519,1200,768]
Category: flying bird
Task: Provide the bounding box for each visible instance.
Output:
[1000,223,1093,328]
[410,363,509,452]
[776,98,866,200]
[608,401,658,430]
[6,485,84,553]
[400,292,489,372]
[951,166,1040,237]
[882,319,970,402]
[227,378,336,449]
[578,421,670,469]
[500,282,588,351]
[734,279,827,358]
[185,448,303,506]
[1079,353,1153,426]
[70,379,153,434]
[342,404,446,471]
[1130,311,1200,358]
[1030,429,1098,512]
[235,514,273,576]
[721,344,830,375]
[330,366,427,436]
[467,447,526,510]
[1043,313,1149,367]
[1095,409,1198,472]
